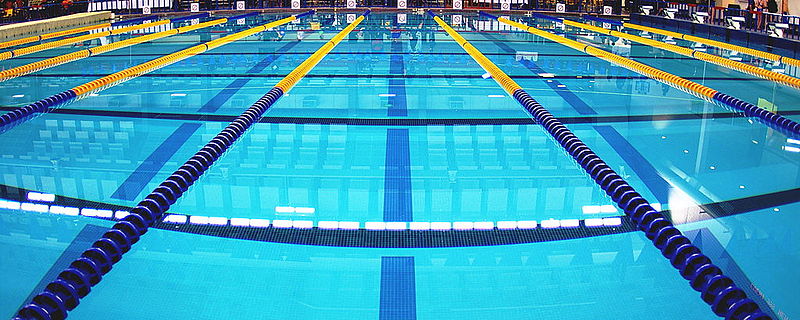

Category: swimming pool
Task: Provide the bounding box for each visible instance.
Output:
[1,10,798,319]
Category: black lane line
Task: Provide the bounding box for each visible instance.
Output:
[5,106,799,126]
[1,183,797,247]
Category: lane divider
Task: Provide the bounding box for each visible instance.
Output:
[592,17,800,68]
[0,12,308,132]
[0,15,159,50]
[441,11,771,320]
[0,14,206,61]
[480,12,799,137]
[0,13,245,82]
[536,13,800,89]
[12,9,372,320]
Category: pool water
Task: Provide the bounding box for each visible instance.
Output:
[0,11,798,320]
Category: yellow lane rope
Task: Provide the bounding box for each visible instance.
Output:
[0,19,171,61]
[561,19,800,89]
[0,18,228,82]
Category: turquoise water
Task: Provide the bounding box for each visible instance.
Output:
[0,11,798,319]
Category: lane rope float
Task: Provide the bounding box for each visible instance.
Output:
[12,9,373,320]
[479,12,799,137]
[0,15,161,50]
[0,13,251,82]
[0,14,208,61]
[0,11,312,133]
[440,11,772,320]
[536,13,800,90]
[581,16,800,68]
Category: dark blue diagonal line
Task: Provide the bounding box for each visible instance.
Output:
[684,228,780,320]
[198,40,305,113]
[380,257,417,320]
[384,129,412,222]
[388,40,408,117]
[16,224,108,314]
[593,125,670,203]
[111,123,202,200]
[197,79,251,113]
[111,39,304,200]
[481,33,597,115]
[518,59,597,115]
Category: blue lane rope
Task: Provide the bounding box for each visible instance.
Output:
[12,91,287,320]
[511,87,771,320]
[465,11,773,320]
[486,11,800,138]
[0,12,276,134]
[8,9,380,319]
[168,13,211,23]
[580,15,624,26]
[109,15,160,26]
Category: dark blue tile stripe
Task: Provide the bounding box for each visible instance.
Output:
[111,123,202,200]
[384,129,412,222]
[110,40,306,200]
[481,32,597,115]
[197,79,251,113]
[518,59,597,115]
[197,40,305,113]
[685,228,780,319]
[388,41,408,117]
[380,257,417,320]
[17,224,108,314]
[593,125,670,204]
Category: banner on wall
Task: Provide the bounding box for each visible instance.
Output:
[453,0,462,10]
[291,0,300,9]
[190,2,199,12]
[500,0,510,11]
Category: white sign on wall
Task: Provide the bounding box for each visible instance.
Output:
[347,0,356,9]
[397,13,407,23]
[398,0,406,9]
[452,14,462,25]
[603,5,612,15]
[236,1,245,10]
[190,2,199,12]
[191,18,199,24]
[602,22,611,29]
[453,0,462,10]
[237,18,245,25]
[142,6,150,14]
[500,0,510,11]
[347,13,356,23]
[291,0,300,9]
[555,2,565,12]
